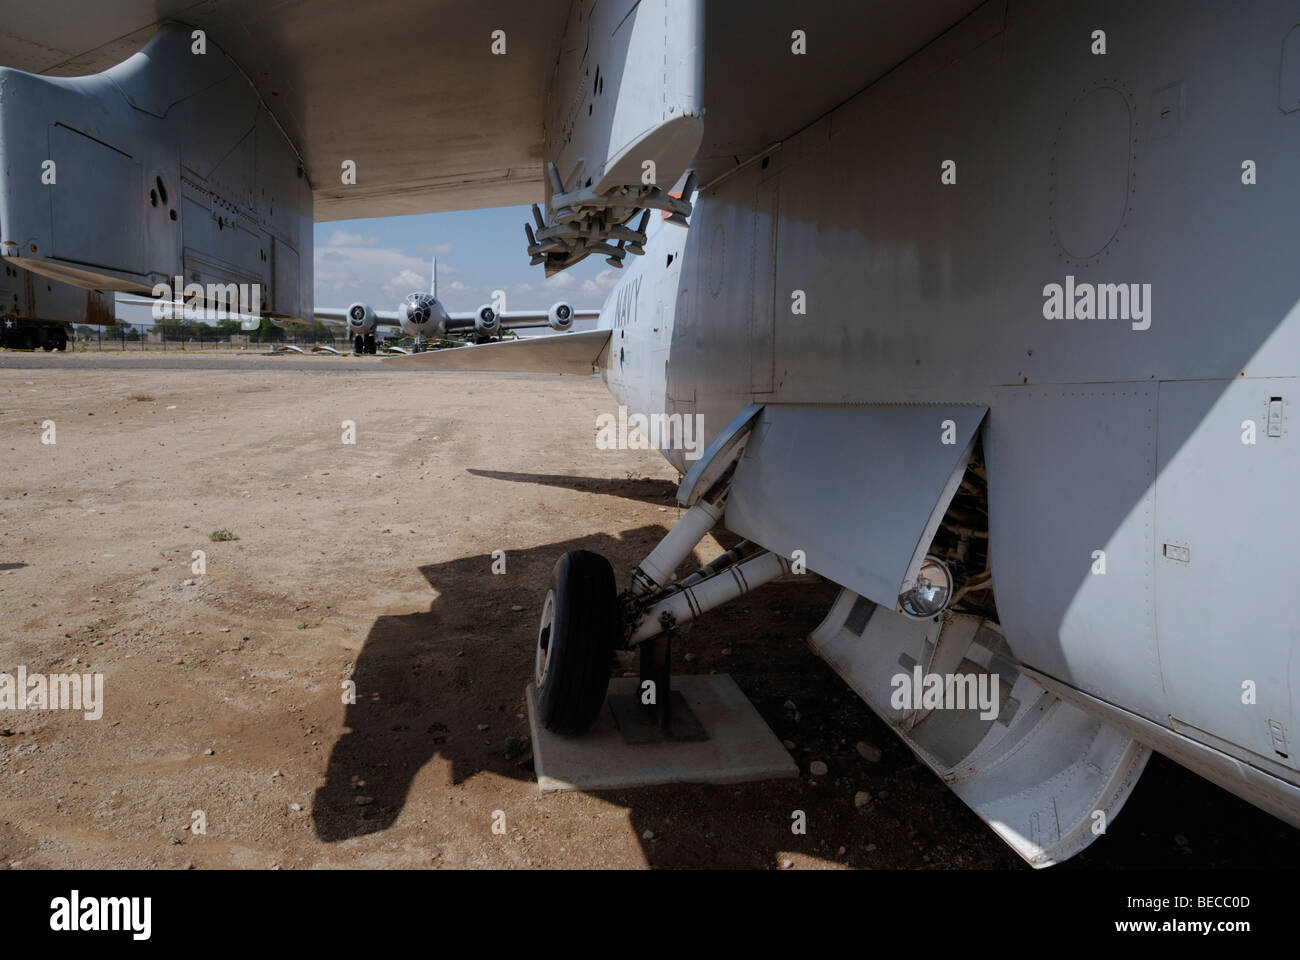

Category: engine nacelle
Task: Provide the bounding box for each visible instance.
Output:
[474,305,499,336]
[547,301,575,331]
[347,302,376,335]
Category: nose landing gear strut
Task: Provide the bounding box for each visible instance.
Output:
[533,405,796,738]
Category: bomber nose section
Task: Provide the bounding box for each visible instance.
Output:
[403,294,432,325]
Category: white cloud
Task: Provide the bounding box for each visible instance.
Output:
[581,269,621,296]
[326,230,380,247]
[384,269,426,300]
[313,244,433,310]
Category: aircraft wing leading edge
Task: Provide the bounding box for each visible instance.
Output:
[382,329,610,375]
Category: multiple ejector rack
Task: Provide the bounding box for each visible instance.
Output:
[525,163,696,275]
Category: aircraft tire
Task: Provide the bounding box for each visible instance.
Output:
[534,550,618,735]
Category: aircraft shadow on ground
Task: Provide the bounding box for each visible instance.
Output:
[307,509,1027,868]
[310,525,678,843]
[311,506,1300,868]
[465,469,678,507]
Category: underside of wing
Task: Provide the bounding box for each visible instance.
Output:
[383,328,609,375]
[0,2,981,219]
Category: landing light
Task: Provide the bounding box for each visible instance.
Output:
[898,556,952,619]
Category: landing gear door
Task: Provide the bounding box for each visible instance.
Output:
[723,403,987,609]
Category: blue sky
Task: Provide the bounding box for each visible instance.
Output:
[115,204,622,327]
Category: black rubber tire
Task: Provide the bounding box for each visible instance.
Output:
[535,550,618,735]
[353,335,364,354]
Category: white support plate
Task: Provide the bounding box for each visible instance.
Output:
[526,675,797,793]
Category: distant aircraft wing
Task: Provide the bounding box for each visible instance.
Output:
[314,307,401,325]
[384,328,609,374]
[444,308,601,332]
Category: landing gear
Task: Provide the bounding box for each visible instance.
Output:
[54,327,67,351]
[353,335,364,354]
[532,404,792,737]
[534,550,619,735]
[364,333,377,354]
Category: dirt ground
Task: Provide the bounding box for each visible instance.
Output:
[1,350,1297,870]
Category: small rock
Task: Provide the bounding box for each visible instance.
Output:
[865,844,877,852]
[476,723,490,732]
[355,796,374,806]
[202,748,214,756]
[783,700,797,711]
[182,578,196,587]
[683,652,696,663]
[642,829,654,840]
[288,803,302,812]
[16,743,37,756]
[510,605,524,612]
[809,760,828,776]
[271,770,283,779]
[781,858,793,869]
[720,647,732,656]
[219,628,230,633]
[836,846,846,857]
[855,741,882,762]
[854,791,871,808]
[781,740,795,751]
[0,729,12,737]
[182,862,194,870]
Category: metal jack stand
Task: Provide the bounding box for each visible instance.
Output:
[608,615,707,744]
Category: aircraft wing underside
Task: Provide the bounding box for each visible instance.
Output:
[0,0,983,220]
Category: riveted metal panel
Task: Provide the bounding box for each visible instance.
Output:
[1155,377,1300,773]
[985,384,1163,723]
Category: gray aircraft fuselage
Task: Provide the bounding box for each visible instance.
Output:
[600,0,1300,829]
